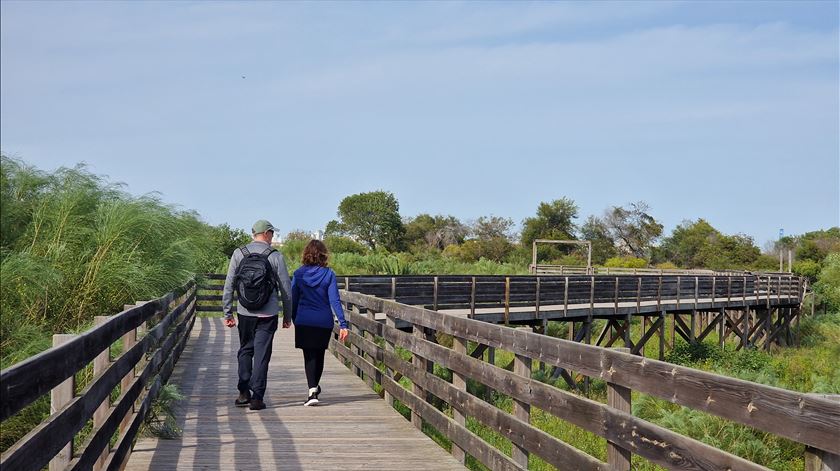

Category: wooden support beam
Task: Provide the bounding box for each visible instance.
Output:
[631,317,663,356]
[92,316,110,471]
[451,335,467,464]
[607,347,632,471]
[805,394,840,471]
[50,334,76,471]
[512,327,532,468]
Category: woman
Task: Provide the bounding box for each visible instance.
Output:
[291,240,349,406]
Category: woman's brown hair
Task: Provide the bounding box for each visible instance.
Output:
[301,239,329,267]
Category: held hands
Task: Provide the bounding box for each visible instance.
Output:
[224,317,236,328]
[339,328,349,342]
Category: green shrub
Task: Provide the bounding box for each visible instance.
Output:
[324,235,367,255]
[603,256,648,268]
[814,253,840,310]
[793,259,821,282]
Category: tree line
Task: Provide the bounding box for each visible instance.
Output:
[306,190,839,278]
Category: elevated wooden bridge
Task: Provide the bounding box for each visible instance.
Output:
[2,272,838,471]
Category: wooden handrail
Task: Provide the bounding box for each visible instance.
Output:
[338,290,839,460]
[0,281,197,471]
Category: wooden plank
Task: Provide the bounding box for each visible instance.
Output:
[125,319,465,471]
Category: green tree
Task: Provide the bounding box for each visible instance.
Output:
[654,219,718,267]
[209,224,251,258]
[655,219,760,269]
[601,201,663,259]
[472,215,515,241]
[795,228,840,262]
[404,214,468,252]
[466,216,515,262]
[333,191,405,251]
[814,252,840,310]
[580,215,618,265]
[520,198,578,246]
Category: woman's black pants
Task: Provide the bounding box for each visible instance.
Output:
[303,348,326,389]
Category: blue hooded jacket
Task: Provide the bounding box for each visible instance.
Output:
[291,265,348,329]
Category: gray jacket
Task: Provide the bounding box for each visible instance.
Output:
[222,241,292,319]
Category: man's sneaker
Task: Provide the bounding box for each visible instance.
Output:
[304,387,319,406]
[249,398,266,410]
[234,392,251,407]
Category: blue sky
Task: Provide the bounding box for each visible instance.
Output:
[1,1,838,247]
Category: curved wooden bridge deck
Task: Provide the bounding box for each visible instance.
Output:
[124,317,464,470]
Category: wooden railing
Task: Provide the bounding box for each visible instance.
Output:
[529,265,746,276]
[198,273,803,317]
[332,290,839,471]
[0,281,197,471]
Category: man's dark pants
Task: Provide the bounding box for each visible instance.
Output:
[236,315,278,401]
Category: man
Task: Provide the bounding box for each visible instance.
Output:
[223,220,292,410]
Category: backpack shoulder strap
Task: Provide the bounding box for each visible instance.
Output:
[240,246,251,257]
[260,247,275,256]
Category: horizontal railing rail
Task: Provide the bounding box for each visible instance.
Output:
[334,290,839,470]
[0,280,197,471]
[199,273,803,317]
[529,265,748,276]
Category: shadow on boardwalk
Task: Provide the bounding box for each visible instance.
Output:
[126,317,464,470]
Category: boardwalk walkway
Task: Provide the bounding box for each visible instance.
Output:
[125,317,464,470]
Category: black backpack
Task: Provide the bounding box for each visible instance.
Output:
[234,246,278,310]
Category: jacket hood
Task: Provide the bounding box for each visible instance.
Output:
[296,265,331,287]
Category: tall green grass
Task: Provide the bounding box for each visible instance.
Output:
[0,156,234,451]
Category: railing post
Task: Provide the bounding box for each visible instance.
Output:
[383,314,397,407]
[504,276,511,325]
[614,276,619,315]
[607,347,632,471]
[411,323,426,430]
[433,276,439,311]
[359,307,376,389]
[119,309,138,437]
[469,277,476,318]
[350,304,363,379]
[512,327,532,468]
[50,334,76,471]
[676,276,681,310]
[93,316,111,471]
[563,276,569,314]
[805,394,840,470]
[636,277,641,314]
[658,311,666,361]
[535,276,541,320]
[451,335,467,464]
[657,276,662,311]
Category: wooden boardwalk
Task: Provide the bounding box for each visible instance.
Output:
[125,317,464,470]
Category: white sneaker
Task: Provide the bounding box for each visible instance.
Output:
[304,387,319,406]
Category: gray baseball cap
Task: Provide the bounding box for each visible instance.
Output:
[252,219,276,234]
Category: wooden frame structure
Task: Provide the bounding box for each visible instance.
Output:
[530,239,592,275]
